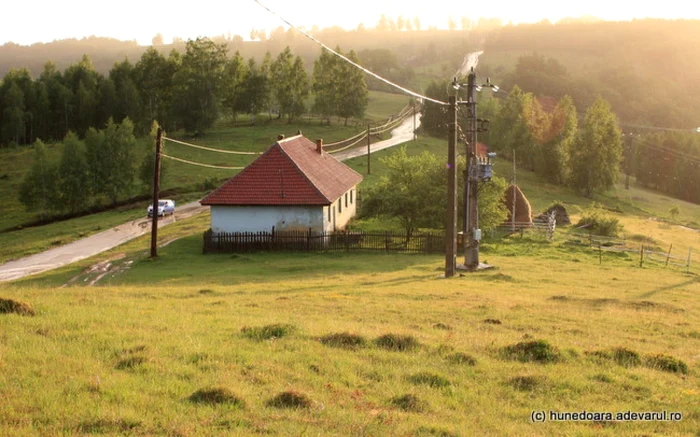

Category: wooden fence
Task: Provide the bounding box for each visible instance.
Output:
[203,229,444,254]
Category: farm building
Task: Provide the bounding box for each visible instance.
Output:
[200,135,363,234]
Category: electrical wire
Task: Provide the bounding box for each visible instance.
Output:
[161,153,245,170]
[252,0,448,106]
[163,136,263,155]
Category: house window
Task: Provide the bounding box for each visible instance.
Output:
[338,198,342,213]
[345,192,348,208]
[350,190,353,204]
[327,205,331,222]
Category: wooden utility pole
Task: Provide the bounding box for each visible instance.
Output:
[412,100,417,141]
[512,151,516,232]
[367,123,371,175]
[445,93,458,277]
[150,127,163,258]
[464,69,479,270]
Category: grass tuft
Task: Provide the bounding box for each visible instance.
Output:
[447,352,477,366]
[188,387,245,406]
[483,318,502,325]
[266,390,312,409]
[433,323,452,330]
[390,393,428,412]
[375,333,420,351]
[0,298,35,316]
[77,418,141,433]
[320,332,367,350]
[500,340,561,363]
[644,354,688,374]
[589,347,642,368]
[241,323,296,341]
[115,355,148,370]
[507,375,548,392]
[198,289,216,295]
[415,425,460,437]
[408,372,451,388]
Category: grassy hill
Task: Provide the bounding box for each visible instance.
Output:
[2,130,699,435]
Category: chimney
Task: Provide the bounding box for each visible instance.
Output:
[316,139,323,154]
[277,134,285,141]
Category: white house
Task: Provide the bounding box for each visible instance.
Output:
[200,135,363,234]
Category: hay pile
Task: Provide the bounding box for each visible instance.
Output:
[503,185,532,224]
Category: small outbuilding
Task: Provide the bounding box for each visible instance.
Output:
[200,135,363,234]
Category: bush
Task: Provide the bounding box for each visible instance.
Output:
[576,205,623,237]
[375,334,420,351]
[241,323,296,341]
[500,340,561,363]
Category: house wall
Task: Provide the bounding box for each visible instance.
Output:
[210,185,360,234]
[211,205,325,233]
[322,185,358,232]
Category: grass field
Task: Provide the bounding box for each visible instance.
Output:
[2,213,698,435]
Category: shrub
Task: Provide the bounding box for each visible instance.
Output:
[575,206,623,237]
[644,354,688,374]
[390,393,428,412]
[320,332,367,350]
[188,387,245,406]
[500,340,561,363]
[375,334,420,351]
[0,298,35,316]
[447,352,477,366]
[241,323,296,341]
[408,372,451,388]
[266,391,312,409]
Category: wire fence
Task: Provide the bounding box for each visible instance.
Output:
[203,228,444,254]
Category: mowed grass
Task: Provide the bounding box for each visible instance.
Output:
[2,235,698,435]
[5,205,700,436]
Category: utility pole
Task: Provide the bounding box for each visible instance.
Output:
[445,92,458,278]
[512,150,516,232]
[624,133,632,190]
[412,100,417,141]
[367,123,371,174]
[464,69,479,270]
[150,127,163,258]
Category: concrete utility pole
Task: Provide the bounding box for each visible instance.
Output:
[445,92,458,277]
[150,127,163,258]
[464,69,480,270]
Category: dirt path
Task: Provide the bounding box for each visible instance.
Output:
[0,202,206,282]
[333,113,421,161]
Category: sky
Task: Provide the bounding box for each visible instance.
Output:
[3,0,700,46]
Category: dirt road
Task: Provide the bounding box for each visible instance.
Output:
[0,115,421,283]
[0,202,206,282]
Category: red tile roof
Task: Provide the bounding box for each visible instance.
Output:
[200,135,363,206]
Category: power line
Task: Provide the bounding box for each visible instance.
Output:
[163,136,263,155]
[161,153,245,170]
[252,0,448,106]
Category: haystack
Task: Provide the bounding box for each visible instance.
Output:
[538,204,571,226]
[503,184,532,224]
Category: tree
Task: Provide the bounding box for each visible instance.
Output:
[19,139,59,216]
[270,47,309,121]
[541,95,577,184]
[172,38,228,134]
[1,82,25,145]
[362,148,445,237]
[63,55,101,135]
[134,47,178,132]
[239,55,271,124]
[311,48,339,123]
[569,97,622,197]
[57,131,90,213]
[109,59,142,129]
[87,118,137,203]
[221,51,248,121]
[420,80,448,137]
[362,147,508,236]
[336,50,368,124]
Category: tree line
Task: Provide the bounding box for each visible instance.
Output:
[0,38,368,147]
[422,82,623,198]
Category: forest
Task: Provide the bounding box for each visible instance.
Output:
[1,18,700,205]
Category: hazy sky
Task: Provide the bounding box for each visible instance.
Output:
[3,0,700,46]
